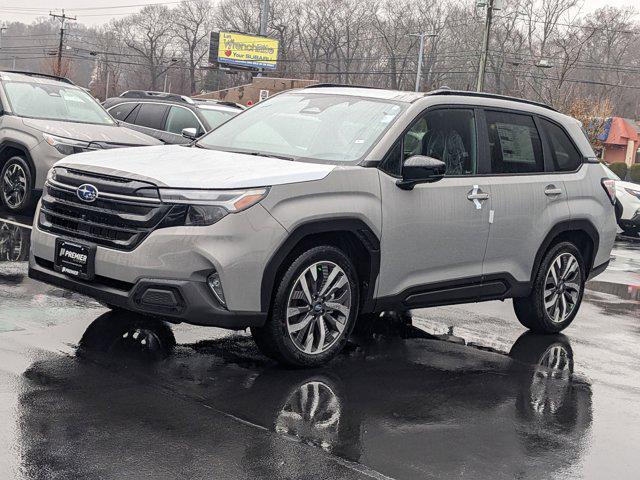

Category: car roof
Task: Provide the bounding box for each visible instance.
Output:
[108,96,243,111]
[0,70,75,86]
[300,84,558,113]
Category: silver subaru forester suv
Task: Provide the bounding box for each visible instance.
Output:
[0,71,159,213]
[29,86,617,367]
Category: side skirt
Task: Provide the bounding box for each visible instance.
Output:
[374,273,531,311]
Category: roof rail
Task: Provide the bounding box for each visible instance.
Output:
[119,90,194,104]
[1,70,75,85]
[192,98,245,109]
[426,88,557,112]
[304,83,381,90]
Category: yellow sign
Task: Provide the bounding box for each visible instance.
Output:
[217,32,279,70]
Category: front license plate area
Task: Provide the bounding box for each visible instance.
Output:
[54,239,96,281]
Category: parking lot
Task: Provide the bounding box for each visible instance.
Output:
[0,211,638,479]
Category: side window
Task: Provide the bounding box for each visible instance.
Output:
[165,106,201,135]
[540,118,582,171]
[485,111,544,174]
[134,103,168,130]
[109,103,138,122]
[403,109,477,176]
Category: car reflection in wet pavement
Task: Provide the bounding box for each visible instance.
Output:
[0,218,639,479]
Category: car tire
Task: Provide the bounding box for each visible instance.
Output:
[251,245,359,367]
[0,156,34,213]
[513,242,586,333]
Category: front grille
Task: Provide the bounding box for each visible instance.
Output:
[38,168,183,251]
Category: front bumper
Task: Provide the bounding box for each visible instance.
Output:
[619,211,640,229]
[28,254,266,329]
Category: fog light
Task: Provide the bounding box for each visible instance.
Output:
[207,271,226,308]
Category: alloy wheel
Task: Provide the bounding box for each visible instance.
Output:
[286,261,352,355]
[275,380,341,451]
[543,253,581,323]
[2,163,27,209]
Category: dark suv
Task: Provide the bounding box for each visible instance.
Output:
[103,91,244,144]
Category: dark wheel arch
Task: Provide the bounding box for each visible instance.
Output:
[0,141,36,188]
[531,219,599,283]
[260,218,380,314]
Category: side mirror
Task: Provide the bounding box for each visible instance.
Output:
[396,155,446,190]
[181,127,198,140]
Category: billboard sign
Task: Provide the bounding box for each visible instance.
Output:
[209,31,279,70]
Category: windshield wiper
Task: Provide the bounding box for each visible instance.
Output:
[228,150,295,161]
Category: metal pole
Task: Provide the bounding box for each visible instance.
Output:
[164,71,168,92]
[476,0,494,92]
[257,0,269,78]
[12,56,16,69]
[105,69,110,101]
[415,33,425,92]
[259,0,269,36]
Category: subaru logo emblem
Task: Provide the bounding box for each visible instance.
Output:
[77,184,98,203]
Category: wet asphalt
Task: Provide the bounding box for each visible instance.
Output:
[0,212,638,480]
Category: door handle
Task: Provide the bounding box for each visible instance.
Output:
[544,185,563,197]
[467,185,489,209]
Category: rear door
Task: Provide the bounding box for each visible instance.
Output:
[481,109,571,285]
[377,106,493,305]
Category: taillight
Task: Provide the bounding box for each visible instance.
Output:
[601,178,616,205]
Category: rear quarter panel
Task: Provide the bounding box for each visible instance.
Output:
[563,163,617,269]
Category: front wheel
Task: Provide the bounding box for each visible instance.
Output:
[514,242,586,333]
[251,245,359,367]
[1,156,34,213]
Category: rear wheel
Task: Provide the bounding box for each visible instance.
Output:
[251,245,359,367]
[514,242,585,333]
[1,156,34,213]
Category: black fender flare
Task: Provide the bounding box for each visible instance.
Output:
[260,218,381,314]
[0,140,37,188]
[531,219,600,281]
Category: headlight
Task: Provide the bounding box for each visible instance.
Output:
[43,133,96,156]
[46,167,58,183]
[624,188,640,200]
[159,188,269,226]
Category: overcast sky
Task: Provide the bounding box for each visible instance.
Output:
[0,0,634,27]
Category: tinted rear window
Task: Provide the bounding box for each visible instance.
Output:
[134,103,168,130]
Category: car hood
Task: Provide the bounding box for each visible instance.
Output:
[22,118,160,146]
[55,145,337,188]
[616,179,640,191]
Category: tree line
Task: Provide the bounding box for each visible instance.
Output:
[0,0,638,118]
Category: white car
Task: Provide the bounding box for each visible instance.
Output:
[603,165,640,236]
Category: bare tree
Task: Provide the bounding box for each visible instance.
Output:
[173,0,215,94]
[118,5,177,90]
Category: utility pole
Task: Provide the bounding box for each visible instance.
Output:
[410,32,437,92]
[257,0,269,77]
[0,27,6,69]
[104,69,110,101]
[49,10,76,76]
[476,0,495,92]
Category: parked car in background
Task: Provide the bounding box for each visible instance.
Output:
[30,86,617,367]
[603,164,640,236]
[0,70,160,213]
[103,91,244,145]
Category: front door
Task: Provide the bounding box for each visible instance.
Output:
[377,107,492,304]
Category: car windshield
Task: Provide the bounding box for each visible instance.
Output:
[198,107,238,130]
[3,81,114,125]
[197,92,404,163]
